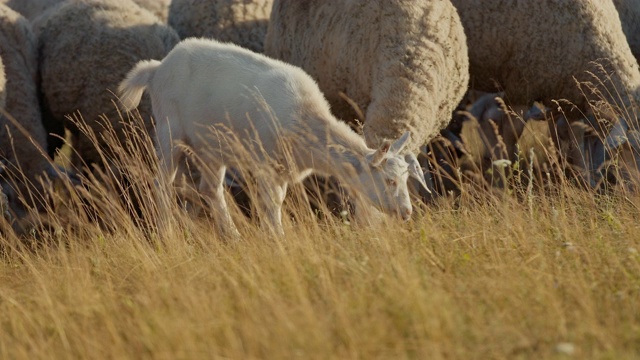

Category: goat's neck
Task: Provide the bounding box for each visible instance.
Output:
[295,119,371,184]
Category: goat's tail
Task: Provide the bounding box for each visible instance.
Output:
[118,59,161,112]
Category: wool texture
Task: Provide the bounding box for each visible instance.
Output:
[265,0,469,152]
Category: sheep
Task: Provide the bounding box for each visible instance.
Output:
[36,0,179,170]
[452,5,639,112]
[414,92,550,199]
[118,38,428,237]
[613,0,640,62]
[264,0,469,154]
[457,93,551,187]
[457,92,548,164]
[450,0,640,186]
[131,0,170,21]
[2,0,171,21]
[451,0,640,110]
[0,4,62,225]
[0,0,60,20]
[168,0,273,53]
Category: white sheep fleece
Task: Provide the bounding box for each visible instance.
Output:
[451,0,640,122]
[36,0,179,170]
[0,4,53,221]
[613,0,640,62]
[3,0,170,21]
[168,0,273,52]
[264,0,469,153]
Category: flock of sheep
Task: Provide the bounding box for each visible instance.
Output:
[0,0,639,237]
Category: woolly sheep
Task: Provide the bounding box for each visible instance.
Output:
[264,0,469,153]
[168,0,274,53]
[0,4,57,222]
[118,38,427,237]
[132,0,170,21]
[613,0,640,62]
[457,94,550,187]
[458,92,548,164]
[451,0,640,115]
[3,0,170,21]
[37,0,179,170]
[413,93,549,199]
[450,0,640,186]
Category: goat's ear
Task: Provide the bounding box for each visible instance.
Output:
[388,131,411,156]
[405,153,431,194]
[369,141,392,166]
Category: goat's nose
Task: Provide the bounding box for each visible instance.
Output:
[400,207,412,221]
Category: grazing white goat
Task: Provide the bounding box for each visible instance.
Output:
[118,38,426,237]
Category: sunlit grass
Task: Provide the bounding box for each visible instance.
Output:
[0,97,639,358]
[1,187,639,359]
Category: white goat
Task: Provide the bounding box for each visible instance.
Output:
[118,38,426,237]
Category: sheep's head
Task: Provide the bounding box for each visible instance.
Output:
[0,162,81,235]
[0,162,29,231]
[354,132,424,221]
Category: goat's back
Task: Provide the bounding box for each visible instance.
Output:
[148,38,334,143]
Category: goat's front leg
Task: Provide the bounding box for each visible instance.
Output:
[199,166,241,240]
[255,180,287,237]
[352,196,385,227]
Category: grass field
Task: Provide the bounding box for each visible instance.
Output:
[0,175,639,359]
[0,104,637,359]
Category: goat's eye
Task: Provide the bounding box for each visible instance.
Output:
[386,179,397,187]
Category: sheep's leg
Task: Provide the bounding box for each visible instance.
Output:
[255,180,287,236]
[568,120,593,187]
[199,166,241,240]
[503,116,526,163]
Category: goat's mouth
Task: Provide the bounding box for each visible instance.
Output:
[396,207,412,222]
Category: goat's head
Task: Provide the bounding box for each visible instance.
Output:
[354,132,420,221]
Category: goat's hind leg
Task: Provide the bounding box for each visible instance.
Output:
[255,180,287,237]
[199,166,242,240]
[151,120,183,234]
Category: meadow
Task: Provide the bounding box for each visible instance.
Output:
[0,127,638,359]
[1,0,639,358]
[0,90,637,360]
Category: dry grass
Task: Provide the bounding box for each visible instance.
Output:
[0,110,639,359]
[1,190,640,359]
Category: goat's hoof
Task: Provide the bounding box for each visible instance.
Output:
[221,228,242,242]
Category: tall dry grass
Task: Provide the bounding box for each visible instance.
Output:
[0,105,638,359]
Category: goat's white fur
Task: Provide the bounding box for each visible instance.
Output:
[119,38,415,237]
